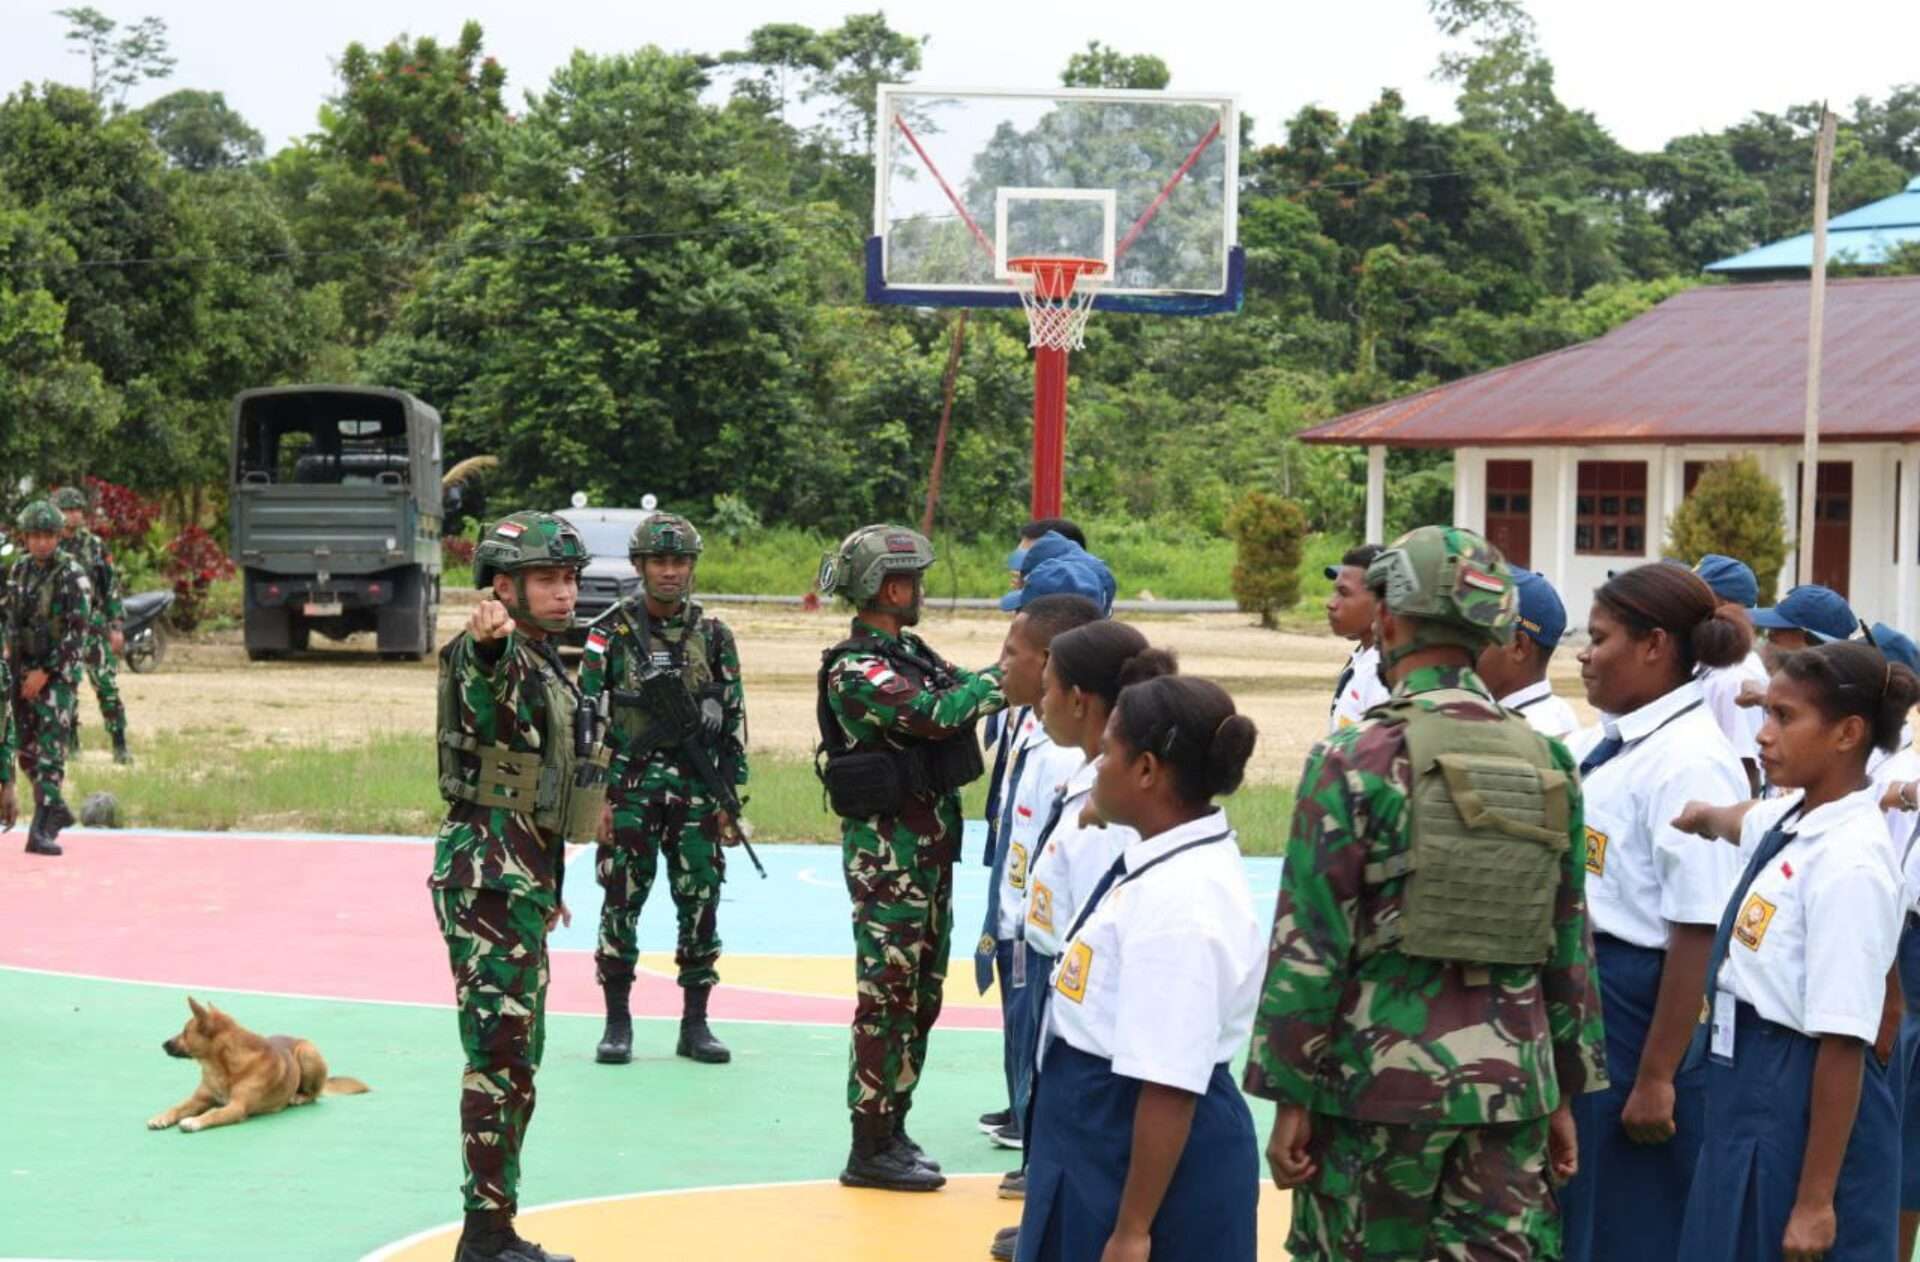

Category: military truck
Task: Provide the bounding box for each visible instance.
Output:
[230,385,443,661]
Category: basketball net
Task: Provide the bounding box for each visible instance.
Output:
[1007,256,1108,352]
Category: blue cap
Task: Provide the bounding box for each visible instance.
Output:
[1693,554,1759,609]
[1751,585,1858,644]
[1509,567,1566,650]
[1001,553,1114,615]
[1868,623,1920,674]
[1006,531,1081,577]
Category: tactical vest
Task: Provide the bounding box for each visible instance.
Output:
[436,635,609,843]
[609,600,717,753]
[10,562,63,663]
[814,630,986,819]
[1361,689,1570,967]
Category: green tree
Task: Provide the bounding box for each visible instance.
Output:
[1225,491,1307,628]
[140,89,263,170]
[1060,42,1170,90]
[55,6,174,107]
[1664,457,1789,598]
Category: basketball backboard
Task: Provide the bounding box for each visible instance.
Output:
[869,85,1242,315]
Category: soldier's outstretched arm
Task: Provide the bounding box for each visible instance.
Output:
[829,654,1006,740]
[1543,744,1609,1097]
[1242,739,1364,1104]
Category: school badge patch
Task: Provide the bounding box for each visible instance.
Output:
[1733,893,1777,950]
[1027,882,1054,933]
[1008,842,1029,890]
[1585,826,1608,877]
[1057,940,1093,1004]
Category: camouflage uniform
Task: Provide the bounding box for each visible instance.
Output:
[5,524,91,822]
[1244,527,1607,1262]
[428,513,593,1262]
[58,518,128,755]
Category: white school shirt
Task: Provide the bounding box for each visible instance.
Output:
[1700,651,1770,765]
[1716,787,1901,1041]
[1867,727,1920,911]
[1330,642,1391,734]
[996,736,1086,941]
[1499,680,1579,743]
[1039,809,1266,1094]
[1569,679,1752,947]
[1023,759,1136,958]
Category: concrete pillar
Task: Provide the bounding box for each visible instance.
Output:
[1366,446,1387,545]
[1553,449,1577,592]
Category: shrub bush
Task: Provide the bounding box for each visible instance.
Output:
[1225,491,1307,628]
[1664,456,1788,599]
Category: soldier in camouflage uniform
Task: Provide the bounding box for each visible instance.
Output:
[816,525,1008,1192]
[0,654,18,838]
[52,486,130,764]
[6,500,91,857]
[1244,525,1608,1261]
[430,511,599,1262]
[579,513,747,1067]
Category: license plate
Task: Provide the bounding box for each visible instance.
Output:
[303,601,343,617]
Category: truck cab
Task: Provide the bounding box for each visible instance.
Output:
[231,385,443,660]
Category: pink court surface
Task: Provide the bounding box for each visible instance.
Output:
[0,828,1289,1261]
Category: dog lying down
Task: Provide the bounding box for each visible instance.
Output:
[148,997,369,1133]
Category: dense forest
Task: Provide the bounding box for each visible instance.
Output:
[4,0,1918,546]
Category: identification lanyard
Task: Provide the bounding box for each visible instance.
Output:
[1062,828,1233,946]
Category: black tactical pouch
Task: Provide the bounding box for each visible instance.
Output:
[821,750,910,818]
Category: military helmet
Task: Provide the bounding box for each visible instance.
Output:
[631,513,703,559]
[1366,525,1517,656]
[818,525,935,605]
[472,511,590,588]
[50,486,90,511]
[16,500,63,533]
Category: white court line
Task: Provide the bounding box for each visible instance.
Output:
[359,1175,1000,1262]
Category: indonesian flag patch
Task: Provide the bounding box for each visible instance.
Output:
[1460,566,1505,593]
[496,521,526,539]
[862,663,898,688]
[585,631,609,657]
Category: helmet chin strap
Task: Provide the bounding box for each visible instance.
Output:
[506,572,574,635]
[640,559,694,608]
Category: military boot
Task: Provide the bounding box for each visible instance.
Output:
[500,1227,574,1262]
[595,980,633,1065]
[891,1103,941,1172]
[112,734,132,766]
[24,807,63,857]
[675,984,730,1064]
[452,1211,520,1262]
[840,1115,945,1192]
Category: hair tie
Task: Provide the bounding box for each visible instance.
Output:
[1157,724,1181,758]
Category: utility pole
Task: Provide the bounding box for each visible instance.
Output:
[1797,107,1838,587]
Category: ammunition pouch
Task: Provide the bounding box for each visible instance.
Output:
[814,631,987,819]
[1360,689,1569,967]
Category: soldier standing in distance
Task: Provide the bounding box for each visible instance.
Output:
[817,525,1008,1191]
[0,652,19,837]
[6,500,91,857]
[430,511,599,1262]
[51,486,131,765]
[1247,526,1608,1261]
[579,513,746,1067]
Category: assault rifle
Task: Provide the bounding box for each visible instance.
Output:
[610,663,766,879]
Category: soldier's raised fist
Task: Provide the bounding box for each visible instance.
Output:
[470,599,514,643]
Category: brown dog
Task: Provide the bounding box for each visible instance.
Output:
[147,996,369,1133]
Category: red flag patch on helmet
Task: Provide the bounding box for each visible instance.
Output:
[496,521,526,539]
[1461,566,1505,592]
[885,533,919,553]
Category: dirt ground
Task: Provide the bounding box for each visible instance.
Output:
[103,593,1601,785]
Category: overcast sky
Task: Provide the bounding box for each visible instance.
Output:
[2,0,1918,160]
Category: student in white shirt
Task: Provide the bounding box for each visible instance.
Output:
[1559,563,1755,1262]
[1326,545,1391,732]
[1671,640,1917,1262]
[1474,565,1579,741]
[975,594,1104,1157]
[1693,554,1771,796]
[1018,675,1265,1262]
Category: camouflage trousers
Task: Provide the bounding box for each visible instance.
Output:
[1290,1113,1556,1262]
[73,630,126,745]
[432,886,551,1216]
[594,784,726,990]
[12,676,76,810]
[842,827,953,1118]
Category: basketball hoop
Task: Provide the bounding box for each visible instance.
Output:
[1007,256,1108,352]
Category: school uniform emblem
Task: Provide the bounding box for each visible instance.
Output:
[1008,842,1029,890]
[1057,940,1093,1004]
[1585,826,1608,876]
[1733,893,1777,950]
[1027,882,1054,932]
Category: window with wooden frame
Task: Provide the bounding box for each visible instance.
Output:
[1574,461,1648,556]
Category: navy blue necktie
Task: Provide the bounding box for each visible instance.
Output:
[1579,732,1626,778]
[1685,820,1797,1070]
[981,710,1021,867]
[975,743,1034,994]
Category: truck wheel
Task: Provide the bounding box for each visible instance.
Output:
[380,580,431,661]
[246,648,281,662]
[288,616,311,654]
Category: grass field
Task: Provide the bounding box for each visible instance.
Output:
[72,734,1296,853]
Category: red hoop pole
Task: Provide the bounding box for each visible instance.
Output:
[893,115,998,266]
[1031,346,1068,519]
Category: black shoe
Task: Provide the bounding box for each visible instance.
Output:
[997,1169,1026,1199]
[502,1233,574,1262]
[978,1108,1012,1134]
[453,1211,519,1262]
[840,1117,945,1192]
[595,979,632,1064]
[113,737,132,766]
[676,984,731,1064]
[24,807,62,857]
[888,1132,942,1174]
[44,799,75,833]
[990,1225,1018,1260]
[987,1119,1024,1151]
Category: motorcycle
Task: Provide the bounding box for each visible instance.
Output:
[121,590,175,674]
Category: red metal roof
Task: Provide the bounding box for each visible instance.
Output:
[1298,276,1920,448]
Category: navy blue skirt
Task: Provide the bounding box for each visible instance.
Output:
[1561,935,1709,1262]
[1016,1042,1258,1262]
[1678,1001,1897,1262]
[1893,917,1920,1210]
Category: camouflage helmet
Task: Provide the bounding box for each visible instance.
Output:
[50,486,90,512]
[1365,525,1517,660]
[16,500,63,533]
[473,512,590,636]
[630,513,703,559]
[818,525,935,606]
